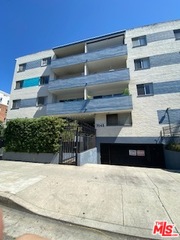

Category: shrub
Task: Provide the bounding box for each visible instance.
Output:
[166,143,180,152]
[123,88,130,95]
[4,116,67,153]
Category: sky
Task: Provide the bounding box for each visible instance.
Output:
[0,0,180,94]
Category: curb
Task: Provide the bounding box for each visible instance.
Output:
[0,192,160,240]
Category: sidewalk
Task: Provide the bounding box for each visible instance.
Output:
[0,160,180,239]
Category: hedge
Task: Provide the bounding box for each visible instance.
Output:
[4,116,68,153]
[166,143,180,152]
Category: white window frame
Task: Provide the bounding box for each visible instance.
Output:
[106,113,132,126]
[40,76,49,85]
[174,29,180,40]
[132,36,147,47]
[15,81,23,89]
[18,63,26,72]
[134,58,150,70]
[41,57,51,66]
[12,99,21,109]
[37,96,47,106]
[137,83,153,96]
[106,114,118,126]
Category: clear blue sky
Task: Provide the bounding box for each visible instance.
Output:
[0,0,179,93]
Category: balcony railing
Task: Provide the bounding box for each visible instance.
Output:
[46,95,132,115]
[48,68,130,92]
[163,124,180,137]
[51,45,127,69]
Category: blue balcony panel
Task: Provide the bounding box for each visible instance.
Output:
[51,45,127,69]
[48,69,130,92]
[46,96,132,116]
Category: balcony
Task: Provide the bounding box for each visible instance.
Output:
[48,68,130,92]
[51,45,127,69]
[46,95,132,116]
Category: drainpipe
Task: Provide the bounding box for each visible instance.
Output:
[84,83,87,100]
[166,108,172,137]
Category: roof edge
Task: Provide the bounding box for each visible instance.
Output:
[53,30,126,50]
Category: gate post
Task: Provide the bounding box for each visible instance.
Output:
[75,126,79,165]
[59,137,63,164]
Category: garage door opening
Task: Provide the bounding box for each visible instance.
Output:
[100,143,165,168]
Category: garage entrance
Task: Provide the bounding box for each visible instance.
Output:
[100,143,165,168]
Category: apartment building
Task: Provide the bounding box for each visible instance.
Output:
[7,20,180,167]
[0,91,9,123]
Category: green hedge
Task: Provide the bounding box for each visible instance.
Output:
[4,116,67,153]
[166,143,180,152]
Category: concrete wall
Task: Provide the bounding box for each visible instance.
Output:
[95,20,180,139]
[3,149,98,166]
[47,96,132,115]
[49,69,130,91]
[95,21,180,139]
[51,45,127,68]
[77,148,97,166]
[164,149,180,170]
[0,91,9,106]
[3,152,59,164]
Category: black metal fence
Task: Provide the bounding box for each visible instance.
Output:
[59,120,96,165]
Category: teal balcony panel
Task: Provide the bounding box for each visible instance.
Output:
[48,69,130,92]
[46,95,132,115]
[51,45,127,69]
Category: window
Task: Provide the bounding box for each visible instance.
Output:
[119,113,132,126]
[132,36,147,47]
[106,113,132,126]
[15,81,23,89]
[174,29,180,40]
[40,76,49,85]
[0,98,2,103]
[18,63,26,72]
[106,114,118,126]
[137,83,153,96]
[12,100,21,109]
[134,58,150,70]
[41,57,51,66]
[37,96,47,106]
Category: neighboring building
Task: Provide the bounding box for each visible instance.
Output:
[0,91,9,123]
[7,20,180,167]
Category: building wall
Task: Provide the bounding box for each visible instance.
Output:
[0,91,9,106]
[7,49,54,119]
[0,91,10,122]
[7,20,180,143]
[95,20,180,142]
[127,20,180,139]
[0,104,8,122]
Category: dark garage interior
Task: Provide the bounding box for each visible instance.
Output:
[100,143,165,168]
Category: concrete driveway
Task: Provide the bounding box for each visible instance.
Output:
[0,161,179,239]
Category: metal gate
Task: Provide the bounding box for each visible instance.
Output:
[59,120,96,165]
